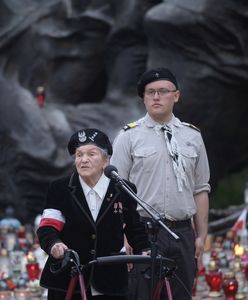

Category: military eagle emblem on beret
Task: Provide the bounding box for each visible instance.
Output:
[78,131,86,142]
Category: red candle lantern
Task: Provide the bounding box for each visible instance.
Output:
[205,260,223,297]
[36,86,45,107]
[198,265,206,276]
[243,262,248,280]
[210,249,219,260]
[17,226,27,250]
[192,276,198,296]
[26,252,40,281]
[210,247,222,264]
[222,272,238,300]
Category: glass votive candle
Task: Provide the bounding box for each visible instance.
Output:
[26,263,40,281]
[25,252,40,281]
[205,260,223,297]
[222,271,238,300]
[14,289,31,300]
[0,290,12,299]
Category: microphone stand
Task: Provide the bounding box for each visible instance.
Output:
[113,177,179,300]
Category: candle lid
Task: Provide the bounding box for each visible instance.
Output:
[236,293,246,299]
[224,271,235,279]
[26,251,37,263]
[14,288,31,295]
[0,248,8,256]
[208,259,218,271]
[0,290,12,296]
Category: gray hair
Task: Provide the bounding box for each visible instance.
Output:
[99,147,110,160]
[73,145,110,160]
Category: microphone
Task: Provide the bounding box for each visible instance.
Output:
[104,165,122,182]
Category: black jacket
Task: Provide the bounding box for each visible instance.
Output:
[37,172,149,296]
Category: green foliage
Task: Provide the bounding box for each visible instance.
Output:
[210,168,248,209]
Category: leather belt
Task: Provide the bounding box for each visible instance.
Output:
[140,216,191,229]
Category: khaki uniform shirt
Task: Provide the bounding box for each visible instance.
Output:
[111,113,210,220]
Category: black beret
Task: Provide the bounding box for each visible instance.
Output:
[137,67,178,98]
[68,128,113,156]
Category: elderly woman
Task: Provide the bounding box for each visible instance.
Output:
[37,128,149,300]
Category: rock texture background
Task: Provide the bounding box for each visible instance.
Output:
[0,0,247,223]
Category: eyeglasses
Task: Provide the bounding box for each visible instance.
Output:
[144,88,177,97]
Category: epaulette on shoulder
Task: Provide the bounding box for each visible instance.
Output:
[123,122,137,131]
[182,122,201,132]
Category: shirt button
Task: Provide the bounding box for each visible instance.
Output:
[91,234,96,240]
[166,177,169,181]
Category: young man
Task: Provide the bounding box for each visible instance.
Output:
[37,128,149,300]
[111,68,210,300]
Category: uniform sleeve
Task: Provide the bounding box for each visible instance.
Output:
[194,135,211,194]
[36,181,65,254]
[121,181,149,253]
[111,130,132,180]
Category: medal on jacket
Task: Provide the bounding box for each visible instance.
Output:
[107,193,113,201]
[113,202,123,214]
[114,203,118,213]
[118,202,123,214]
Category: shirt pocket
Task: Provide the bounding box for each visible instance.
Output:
[180,147,198,174]
[180,147,197,158]
[133,147,157,172]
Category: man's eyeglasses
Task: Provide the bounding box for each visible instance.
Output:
[144,88,177,97]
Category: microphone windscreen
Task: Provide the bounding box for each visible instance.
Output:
[104,165,118,178]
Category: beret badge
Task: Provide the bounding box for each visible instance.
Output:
[78,131,86,142]
[88,132,98,142]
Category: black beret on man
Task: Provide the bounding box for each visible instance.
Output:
[68,128,113,156]
[137,67,178,98]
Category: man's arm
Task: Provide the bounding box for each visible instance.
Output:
[110,130,132,179]
[193,191,209,259]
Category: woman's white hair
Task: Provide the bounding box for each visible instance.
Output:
[73,145,110,160]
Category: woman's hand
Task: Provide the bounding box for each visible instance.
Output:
[124,234,134,272]
[50,242,68,259]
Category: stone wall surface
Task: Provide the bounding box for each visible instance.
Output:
[0,0,247,222]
